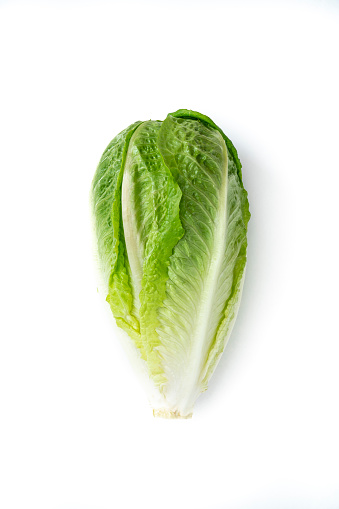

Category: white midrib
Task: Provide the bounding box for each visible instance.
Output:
[121,123,146,310]
[178,134,229,415]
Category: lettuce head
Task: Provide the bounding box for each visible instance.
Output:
[91,109,250,418]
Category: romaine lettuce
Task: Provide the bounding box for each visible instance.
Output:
[91,109,250,418]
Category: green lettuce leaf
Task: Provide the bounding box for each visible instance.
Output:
[91,121,143,348]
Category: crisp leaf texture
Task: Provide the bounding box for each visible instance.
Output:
[91,110,250,418]
[91,121,142,347]
[121,121,184,376]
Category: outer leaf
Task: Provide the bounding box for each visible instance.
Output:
[121,121,184,377]
[168,110,250,391]
[155,112,250,416]
[91,121,142,348]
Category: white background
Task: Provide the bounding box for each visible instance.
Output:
[1,1,339,508]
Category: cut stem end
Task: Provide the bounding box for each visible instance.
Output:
[153,408,193,419]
